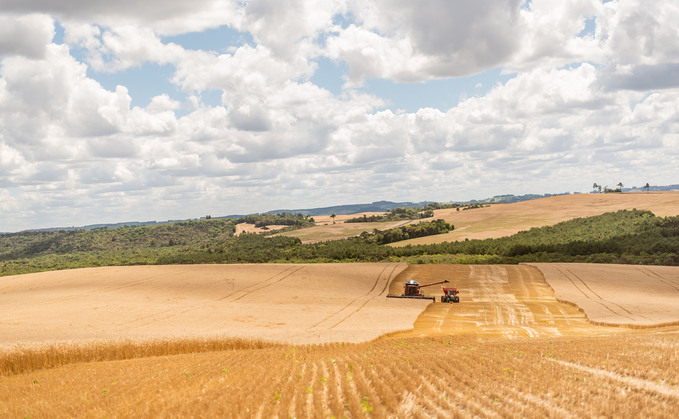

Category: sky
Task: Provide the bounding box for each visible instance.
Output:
[0,0,678,231]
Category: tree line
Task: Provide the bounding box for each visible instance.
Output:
[2,209,679,277]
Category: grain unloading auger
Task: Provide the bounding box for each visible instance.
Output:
[387,279,449,302]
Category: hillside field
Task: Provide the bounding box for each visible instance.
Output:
[0,263,424,346]
[276,192,679,245]
[2,262,679,417]
[393,191,679,246]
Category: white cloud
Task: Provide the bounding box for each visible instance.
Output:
[1,1,240,35]
[599,0,679,66]
[592,0,679,91]
[0,13,54,58]
[509,0,603,70]
[2,1,679,231]
[0,140,28,175]
[324,0,523,84]
[0,44,133,152]
[237,0,342,58]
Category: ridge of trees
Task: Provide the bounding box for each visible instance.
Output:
[2,210,679,277]
[356,219,452,244]
[237,212,315,228]
[344,204,465,223]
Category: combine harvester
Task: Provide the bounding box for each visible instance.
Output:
[387,280,449,302]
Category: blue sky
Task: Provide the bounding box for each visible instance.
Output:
[0,0,678,231]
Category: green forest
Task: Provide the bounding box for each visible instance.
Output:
[344,206,435,222]
[1,209,678,277]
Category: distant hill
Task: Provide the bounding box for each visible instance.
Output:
[467,193,572,204]
[28,221,162,232]
[260,200,436,216]
[9,185,678,234]
[625,184,679,192]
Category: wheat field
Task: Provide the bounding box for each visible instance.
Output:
[2,332,678,417]
[389,191,679,246]
[2,262,679,417]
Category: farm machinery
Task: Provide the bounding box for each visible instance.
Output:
[441,287,460,303]
[387,280,449,302]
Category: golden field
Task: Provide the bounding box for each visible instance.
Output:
[0,263,424,346]
[392,191,679,246]
[275,191,679,245]
[2,193,679,417]
[2,262,679,417]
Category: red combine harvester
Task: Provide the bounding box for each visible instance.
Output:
[387,279,449,302]
[441,287,460,303]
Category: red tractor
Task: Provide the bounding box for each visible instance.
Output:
[387,280,449,302]
[441,287,460,303]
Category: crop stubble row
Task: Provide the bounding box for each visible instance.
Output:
[1,333,678,417]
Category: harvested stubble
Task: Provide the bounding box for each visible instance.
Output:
[1,332,678,418]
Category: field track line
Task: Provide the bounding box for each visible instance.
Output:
[502,385,576,418]
[563,268,603,300]
[563,267,654,322]
[555,266,635,321]
[232,266,304,301]
[307,264,399,330]
[328,270,392,328]
[90,267,197,294]
[327,264,400,328]
[367,263,391,294]
[637,266,679,292]
[13,268,175,307]
[133,266,304,327]
[379,263,401,296]
[216,265,303,302]
[547,358,679,399]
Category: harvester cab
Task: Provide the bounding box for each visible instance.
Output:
[403,280,421,296]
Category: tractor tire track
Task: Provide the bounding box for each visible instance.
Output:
[547,358,679,399]
[307,263,401,331]
[566,268,651,320]
[555,266,636,321]
[561,267,654,322]
[329,263,403,329]
[132,266,304,328]
[637,266,679,292]
[217,265,303,302]
[9,267,173,309]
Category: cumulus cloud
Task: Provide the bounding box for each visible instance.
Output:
[599,0,679,66]
[509,0,603,70]
[2,1,679,231]
[0,44,130,149]
[237,0,342,59]
[0,13,54,58]
[0,0,240,34]
[601,63,679,91]
[327,0,523,83]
